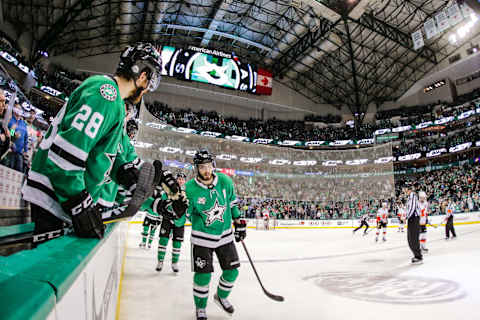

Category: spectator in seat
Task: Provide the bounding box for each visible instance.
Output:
[0,89,10,159]
[7,106,29,172]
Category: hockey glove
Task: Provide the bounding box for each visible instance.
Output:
[62,190,105,239]
[234,219,247,242]
[116,161,140,192]
[153,160,180,199]
[171,191,189,219]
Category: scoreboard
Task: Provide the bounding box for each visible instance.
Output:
[160,45,257,93]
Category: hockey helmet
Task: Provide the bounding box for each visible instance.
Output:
[176,172,187,179]
[117,42,162,92]
[126,119,138,139]
[193,149,215,166]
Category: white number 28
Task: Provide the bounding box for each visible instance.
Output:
[72,105,104,139]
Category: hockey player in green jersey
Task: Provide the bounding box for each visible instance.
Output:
[185,150,247,320]
[155,172,188,273]
[22,42,179,243]
[139,197,161,249]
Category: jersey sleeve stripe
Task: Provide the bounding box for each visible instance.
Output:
[51,143,86,168]
[26,178,58,201]
[48,150,85,172]
[28,170,55,191]
[53,135,88,161]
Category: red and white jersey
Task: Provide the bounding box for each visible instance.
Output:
[397,207,406,220]
[262,208,270,219]
[418,200,429,225]
[377,208,388,223]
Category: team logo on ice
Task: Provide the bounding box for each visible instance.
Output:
[202,198,225,226]
[100,84,117,101]
[304,272,466,304]
[195,257,207,269]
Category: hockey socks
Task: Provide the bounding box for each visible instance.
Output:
[157,236,169,261]
[141,225,149,245]
[194,273,211,309]
[217,269,238,299]
[172,240,182,263]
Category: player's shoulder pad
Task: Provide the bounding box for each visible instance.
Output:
[83,75,120,103]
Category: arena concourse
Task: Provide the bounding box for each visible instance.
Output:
[1,1,480,319]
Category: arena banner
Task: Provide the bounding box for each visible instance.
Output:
[0,164,25,209]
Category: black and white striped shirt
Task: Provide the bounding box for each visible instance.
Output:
[407,192,419,218]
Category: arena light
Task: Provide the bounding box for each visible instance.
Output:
[201,131,222,137]
[426,148,447,158]
[133,141,153,148]
[239,157,263,163]
[159,146,183,154]
[225,135,249,142]
[216,154,237,160]
[449,142,472,153]
[268,159,291,165]
[345,159,368,166]
[392,125,412,133]
[374,157,394,164]
[397,153,421,161]
[174,127,197,134]
[253,138,273,144]
[322,160,342,166]
[293,160,317,166]
[146,122,168,130]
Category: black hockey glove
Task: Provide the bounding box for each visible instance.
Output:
[234,219,247,242]
[171,191,189,219]
[153,160,180,199]
[62,190,105,239]
[116,161,140,192]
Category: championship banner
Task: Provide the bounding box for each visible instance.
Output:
[256,68,273,95]
[435,10,450,33]
[412,30,425,50]
[424,18,438,39]
[448,3,464,26]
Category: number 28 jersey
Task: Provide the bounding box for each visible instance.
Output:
[22,75,126,223]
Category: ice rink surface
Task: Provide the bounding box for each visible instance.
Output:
[118,223,480,320]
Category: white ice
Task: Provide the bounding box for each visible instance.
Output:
[118,223,480,320]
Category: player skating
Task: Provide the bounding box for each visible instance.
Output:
[397,202,406,232]
[353,212,369,236]
[155,172,188,273]
[22,42,178,243]
[185,150,246,320]
[375,202,388,242]
[418,191,429,253]
[139,198,161,249]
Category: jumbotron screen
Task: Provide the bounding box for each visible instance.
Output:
[160,46,257,93]
[136,114,395,203]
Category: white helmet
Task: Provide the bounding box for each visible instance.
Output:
[419,191,427,199]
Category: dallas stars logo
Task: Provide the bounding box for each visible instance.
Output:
[203,198,226,227]
[100,153,116,185]
[100,84,117,101]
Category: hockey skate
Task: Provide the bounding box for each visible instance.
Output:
[421,247,429,253]
[196,308,207,320]
[139,242,146,249]
[411,257,423,265]
[156,261,163,272]
[214,293,234,315]
[375,237,378,242]
[171,262,179,273]
[382,237,386,242]
[147,243,152,249]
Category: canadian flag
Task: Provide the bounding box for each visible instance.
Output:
[256,68,273,95]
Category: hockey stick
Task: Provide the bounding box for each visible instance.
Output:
[240,240,284,302]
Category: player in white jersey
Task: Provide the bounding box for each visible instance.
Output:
[262,206,270,230]
[376,202,388,242]
[418,191,429,253]
[397,203,406,232]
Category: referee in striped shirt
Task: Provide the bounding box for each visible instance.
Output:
[406,183,423,264]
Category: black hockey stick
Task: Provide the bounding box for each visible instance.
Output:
[241,240,284,302]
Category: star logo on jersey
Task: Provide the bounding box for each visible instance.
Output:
[195,257,207,269]
[100,84,117,101]
[100,153,116,185]
[202,198,225,227]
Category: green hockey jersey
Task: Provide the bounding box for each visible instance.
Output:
[98,131,140,208]
[185,173,240,248]
[22,75,126,223]
[141,197,161,221]
[141,191,187,226]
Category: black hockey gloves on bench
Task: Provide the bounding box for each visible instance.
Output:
[62,190,105,239]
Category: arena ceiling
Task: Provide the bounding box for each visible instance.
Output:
[2,0,478,116]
